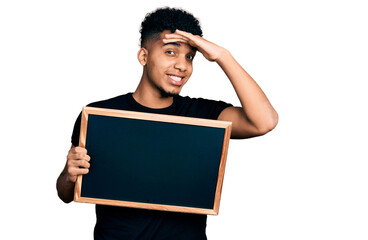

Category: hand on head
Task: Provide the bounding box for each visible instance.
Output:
[163,29,226,62]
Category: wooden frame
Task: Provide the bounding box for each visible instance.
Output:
[74,106,232,215]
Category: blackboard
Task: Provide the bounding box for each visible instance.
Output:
[74,106,232,215]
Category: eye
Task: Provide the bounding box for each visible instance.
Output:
[186,55,194,60]
[166,50,175,55]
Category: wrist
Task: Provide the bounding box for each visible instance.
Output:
[215,48,232,65]
[60,170,76,184]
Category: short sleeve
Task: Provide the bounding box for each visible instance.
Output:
[196,98,233,120]
[209,100,233,120]
[71,112,82,146]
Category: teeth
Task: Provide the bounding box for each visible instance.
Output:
[170,75,182,81]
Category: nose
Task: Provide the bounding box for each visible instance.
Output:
[174,56,188,72]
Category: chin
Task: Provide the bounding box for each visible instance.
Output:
[158,86,180,97]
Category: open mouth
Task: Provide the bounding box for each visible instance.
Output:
[168,75,184,86]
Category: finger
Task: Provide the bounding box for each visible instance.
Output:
[165,31,205,49]
[68,152,87,161]
[164,30,191,39]
[175,29,195,38]
[75,153,91,161]
[78,168,89,175]
[69,147,87,157]
[163,36,196,48]
[83,161,91,169]
[73,146,87,154]
[163,34,189,42]
[169,29,195,40]
[78,159,90,169]
[68,167,89,178]
[162,38,190,44]
[68,159,90,169]
[174,30,203,44]
[68,148,90,160]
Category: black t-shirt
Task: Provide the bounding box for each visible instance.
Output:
[71,93,232,240]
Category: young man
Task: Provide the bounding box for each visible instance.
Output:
[57,7,278,239]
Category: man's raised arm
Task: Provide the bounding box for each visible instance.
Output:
[163,30,278,139]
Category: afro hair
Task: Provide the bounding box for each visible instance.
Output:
[140,7,203,47]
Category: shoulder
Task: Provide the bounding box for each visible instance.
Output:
[176,95,232,108]
[176,95,220,105]
[175,95,233,120]
[86,93,132,109]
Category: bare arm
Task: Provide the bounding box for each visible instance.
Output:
[56,146,90,203]
[164,30,278,139]
[216,50,278,138]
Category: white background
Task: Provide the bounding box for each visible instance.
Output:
[1,0,367,239]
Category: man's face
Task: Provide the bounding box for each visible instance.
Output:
[143,30,196,97]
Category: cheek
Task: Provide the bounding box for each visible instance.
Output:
[149,57,171,74]
[146,60,162,78]
[186,64,193,77]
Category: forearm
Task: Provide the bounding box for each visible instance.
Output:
[216,49,278,132]
[56,168,75,203]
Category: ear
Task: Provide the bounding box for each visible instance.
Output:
[137,48,148,66]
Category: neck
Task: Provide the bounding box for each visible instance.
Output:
[133,81,174,109]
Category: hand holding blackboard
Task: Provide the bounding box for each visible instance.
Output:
[57,146,91,203]
[68,147,91,182]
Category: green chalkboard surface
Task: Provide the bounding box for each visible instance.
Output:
[74,107,232,215]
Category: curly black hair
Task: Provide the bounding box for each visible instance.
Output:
[140,7,203,47]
